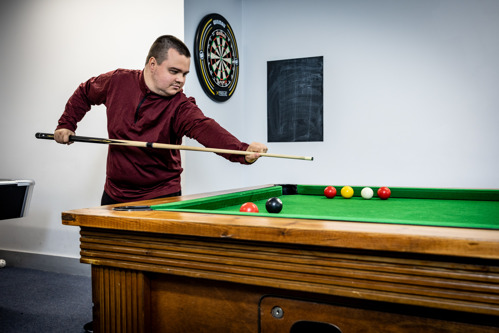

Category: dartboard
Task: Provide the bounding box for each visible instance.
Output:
[194,14,239,102]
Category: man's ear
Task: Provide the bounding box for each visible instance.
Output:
[148,57,157,70]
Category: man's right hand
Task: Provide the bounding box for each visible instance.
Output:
[54,129,75,145]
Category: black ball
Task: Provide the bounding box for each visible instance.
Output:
[265,197,283,213]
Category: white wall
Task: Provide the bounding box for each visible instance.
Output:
[184,0,499,192]
[240,0,499,189]
[2,0,499,261]
[0,0,184,258]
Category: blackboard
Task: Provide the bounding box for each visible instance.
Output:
[267,56,323,142]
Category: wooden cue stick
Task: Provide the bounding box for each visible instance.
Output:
[35,132,314,161]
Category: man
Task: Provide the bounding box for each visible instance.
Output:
[54,35,267,205]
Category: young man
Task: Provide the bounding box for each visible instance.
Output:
[54,35,267,205]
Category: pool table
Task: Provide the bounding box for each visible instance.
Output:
[62,184,499,333]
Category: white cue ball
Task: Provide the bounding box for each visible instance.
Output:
[361,187,374,200]
[0,259,6,268]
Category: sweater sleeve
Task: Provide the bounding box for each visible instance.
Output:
[56,71,113,132]
[175,97,250,164]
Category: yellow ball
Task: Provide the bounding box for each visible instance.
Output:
[341,186,354,199]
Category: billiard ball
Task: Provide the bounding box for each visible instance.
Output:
[361,187,374,200]
[377,187,391,200]
[265,197,283,213]
[341,186,354,199]
[240,202,259,212]
[324,186,337,199]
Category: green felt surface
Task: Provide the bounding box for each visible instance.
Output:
[152,185,499,229]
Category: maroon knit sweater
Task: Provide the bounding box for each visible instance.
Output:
[57,69,249,202]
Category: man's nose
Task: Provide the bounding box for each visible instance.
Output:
[175,74,185,83]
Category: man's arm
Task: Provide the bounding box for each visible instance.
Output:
[54,71,114,143]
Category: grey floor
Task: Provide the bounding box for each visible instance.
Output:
[0,266,92,333]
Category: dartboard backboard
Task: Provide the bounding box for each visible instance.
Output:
[194,14,239,102]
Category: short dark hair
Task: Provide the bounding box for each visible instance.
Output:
[145,35,191,65]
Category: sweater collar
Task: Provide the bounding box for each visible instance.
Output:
[139,70,150,94]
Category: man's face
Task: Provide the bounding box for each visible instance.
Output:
[149,48,190,97]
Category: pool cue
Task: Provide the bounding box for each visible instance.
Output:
[35,132,314,161]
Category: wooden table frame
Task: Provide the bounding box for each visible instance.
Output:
[62,185,499,332]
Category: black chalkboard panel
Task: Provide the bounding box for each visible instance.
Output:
[267,56,323,142]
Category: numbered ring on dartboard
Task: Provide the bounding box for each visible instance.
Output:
[194,14,239,102]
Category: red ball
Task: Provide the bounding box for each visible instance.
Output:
[377,187,391,200]
[240,202,259,213]
[324,186,337,199]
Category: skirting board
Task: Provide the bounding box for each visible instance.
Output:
[0,250,91,276]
